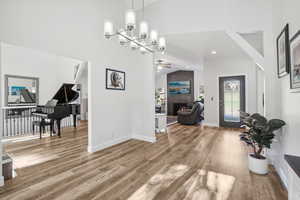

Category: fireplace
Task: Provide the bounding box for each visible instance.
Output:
[172,103,189,115]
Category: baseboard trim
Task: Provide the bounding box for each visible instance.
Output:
[272,159,289,189]
[0,176,4,187]
[167,121,178,126]
[87,134,157,153]
[277,165,288,189]
[132,134,156,143]
[87,136,131,153]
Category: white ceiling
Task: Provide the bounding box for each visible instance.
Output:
[164,31,249,64]
[155,53,202,76]
[125,0,160,10]
[155,60,194,76]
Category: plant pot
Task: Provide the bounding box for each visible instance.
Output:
[248,154,268,175]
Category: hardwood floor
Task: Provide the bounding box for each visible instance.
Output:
[0,122,287,200]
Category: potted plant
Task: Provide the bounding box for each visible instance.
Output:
[196,95,204,103]
[240,112,285,175]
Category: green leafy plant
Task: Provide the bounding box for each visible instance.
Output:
[196,95,204,103]
[240,112,286,159]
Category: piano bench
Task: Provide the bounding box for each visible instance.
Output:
[32,120,54,139]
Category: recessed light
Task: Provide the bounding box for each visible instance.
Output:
[211,51,217,55]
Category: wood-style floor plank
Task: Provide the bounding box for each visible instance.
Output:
[0,122,287,200]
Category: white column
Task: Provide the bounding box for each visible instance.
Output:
[0,42,4,186]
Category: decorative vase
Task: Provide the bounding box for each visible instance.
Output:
[248,154,268,175]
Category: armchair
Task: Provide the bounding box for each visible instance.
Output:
[177,102,204,125]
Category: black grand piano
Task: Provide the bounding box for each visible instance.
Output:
[32,83,80,137]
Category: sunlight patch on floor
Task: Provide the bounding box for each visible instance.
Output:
[127,164,189,200]
[13,153,59,169]
[175,169,236,200]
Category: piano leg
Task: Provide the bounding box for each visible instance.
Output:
[32,124,35,135]
[56,120,61,138]
[40,118,46,139]
[52,119,56,134]
[50,119,53,137]
[73,114,77,128]
[39,124,42,139]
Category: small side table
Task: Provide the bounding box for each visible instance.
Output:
[155,113,167,133]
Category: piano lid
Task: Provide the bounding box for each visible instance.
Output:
[52,83,79,104]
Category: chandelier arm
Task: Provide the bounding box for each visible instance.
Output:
[108,33,118,37]
[104,0,165,55]
[144,43,157,48]
[117,31,154,53]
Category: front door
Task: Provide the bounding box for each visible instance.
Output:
[219,76,245,128]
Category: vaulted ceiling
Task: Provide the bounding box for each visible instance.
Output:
[124,0,160,10]
[164,31,250,63]
[123,0,263,75]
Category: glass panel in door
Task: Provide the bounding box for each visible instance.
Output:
[219,76,245,128]
[224,80,241,122]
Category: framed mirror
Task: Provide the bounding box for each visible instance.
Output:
[5,75,39,106]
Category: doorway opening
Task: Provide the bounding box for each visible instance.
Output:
[0,42,90,181]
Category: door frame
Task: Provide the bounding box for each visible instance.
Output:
[217,74,248,127]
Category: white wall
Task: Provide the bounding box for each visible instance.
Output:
[268,0,300,191]
[0,41,3,186]
[1,43,80,105]
[0,0,156,155]
[156,74,167,91]
[194,70,204,100]
[130,57,155,142]
[256,66,265,115]
[204,57,257,126]
[75,62,88,99]
[74,62,89,120]
[277,0,300,162]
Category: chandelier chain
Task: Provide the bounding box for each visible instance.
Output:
[142,0,145,19]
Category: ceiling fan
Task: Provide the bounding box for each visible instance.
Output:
[155,59,172,69]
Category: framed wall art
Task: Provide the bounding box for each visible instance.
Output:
[105,68,125,90]
[290,30,300,92]
[276,24,290,78]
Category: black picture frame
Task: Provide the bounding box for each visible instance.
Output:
[276,24,290,78]
[105,68,126,90]
[289,30,300,91]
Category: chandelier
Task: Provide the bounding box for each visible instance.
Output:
[104,0,166,54]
